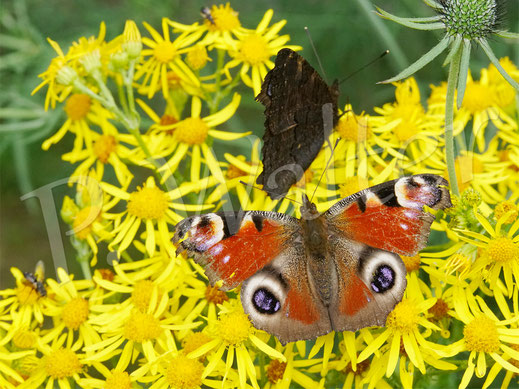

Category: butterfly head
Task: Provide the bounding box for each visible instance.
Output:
[300,194,320,220]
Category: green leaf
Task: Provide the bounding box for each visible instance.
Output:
[456,39,471,109]
[379,35,450,84]
[376,7,443,30]
[391,15,442,22]
[423,0,443,9]
[478,38,519,91]
[496,31,519,40]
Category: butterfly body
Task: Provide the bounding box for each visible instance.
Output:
[174,174,451,344]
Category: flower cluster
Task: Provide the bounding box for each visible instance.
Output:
[2,2,519,388]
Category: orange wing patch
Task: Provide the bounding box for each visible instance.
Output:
[284,282,321,324]
[174,213,293,290]
[339,201,425,256]
[338,267,373,316]
[205,219,286,287]
[328,175,451,256]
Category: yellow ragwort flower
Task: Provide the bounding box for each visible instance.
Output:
[222,9,301,95]
[136,18,203,98]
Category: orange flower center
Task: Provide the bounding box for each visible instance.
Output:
[93,135,117,163]
[97,268,115,281]
[205,285,229,305]
[429,298,450,320]
[267,360,287,383]
[391,103,425,142]
[64,94,91,121]
[13,330,37,349]
[226,156,249,179]
[402,254,421,272]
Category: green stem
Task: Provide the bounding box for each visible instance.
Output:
[210,49,226,114]
[128,127,153,162]
[126,60,137,116]
[73,80,112,108]
[127,126,168,189]
[117,82,129,114]
[92,70,117,108]
[258,352,267,387]
[478,38,519,91]
[88,71,135,131]
[121,250,134,262]
[445,45,461,196]
[79,259,92,280]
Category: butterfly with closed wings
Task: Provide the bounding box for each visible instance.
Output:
[256,48,339,200]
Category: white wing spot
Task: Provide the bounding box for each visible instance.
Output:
[211,245,223,255]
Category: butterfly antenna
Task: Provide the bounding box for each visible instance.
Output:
[309,138,340,203]
[339,50,389,85]
[304,26,328,83]
[238,180,303,205]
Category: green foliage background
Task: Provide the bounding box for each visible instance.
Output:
[0,0,517,287]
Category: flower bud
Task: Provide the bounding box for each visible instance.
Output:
[122,20,142,59]
[56,65,79,86]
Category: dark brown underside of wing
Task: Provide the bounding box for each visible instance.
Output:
[256,48,339,199]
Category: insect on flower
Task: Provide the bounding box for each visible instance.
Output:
[23,260,47,297]
[200,6,215,24]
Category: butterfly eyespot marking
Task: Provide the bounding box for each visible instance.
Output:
[371,264,396,293]
[395,174,450,210]
[359,249,406,296]
[241,267,287,322]
[252,288,281,314]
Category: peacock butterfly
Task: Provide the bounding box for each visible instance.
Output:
[173,174,451,344]
[255,48,339,200]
